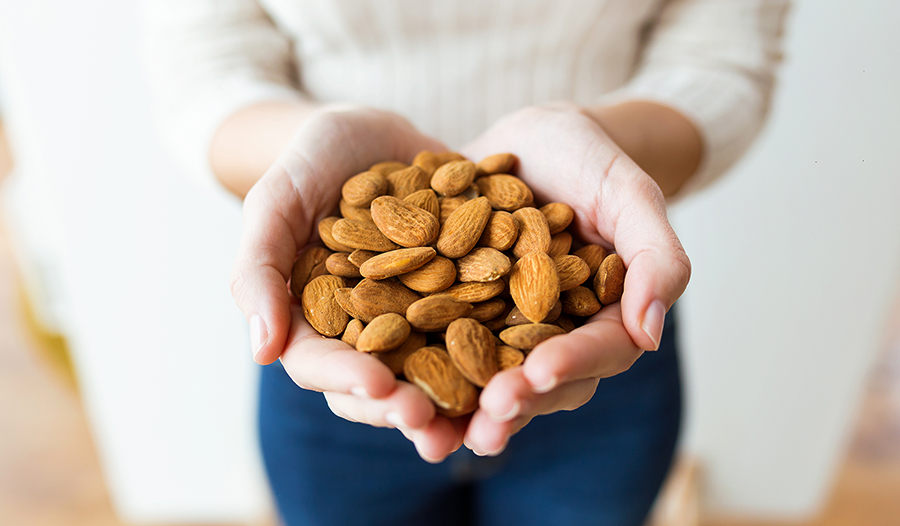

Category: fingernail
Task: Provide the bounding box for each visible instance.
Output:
[486,438,509,457]
[533,375,558,394]
[642,300,666,351]
[414,443,443,464]
[249,314,267,361]
[351,386,371,398]
[385,411,407,429]
[488,401,520,423]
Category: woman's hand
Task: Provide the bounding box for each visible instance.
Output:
[458,102,693,456]
[228,104,464,461]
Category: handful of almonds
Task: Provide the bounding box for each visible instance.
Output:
[292,151,626,417]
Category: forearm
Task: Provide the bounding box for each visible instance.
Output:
[583,101,703,198]
[211,100,321,198]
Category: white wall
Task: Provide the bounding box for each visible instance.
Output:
[671,0,900,517]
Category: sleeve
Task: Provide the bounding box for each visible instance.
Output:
[598,0,791,198]
[140,0,304,189]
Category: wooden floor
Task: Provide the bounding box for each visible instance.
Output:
[1,123,899,525]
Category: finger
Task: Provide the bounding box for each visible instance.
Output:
[521,303,644,392]
[279,305,398,399]
[322,381,436,430]
[399,416,467,463]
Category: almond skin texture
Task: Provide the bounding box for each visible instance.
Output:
[477,211,519,251]
[341,318,364,348]
[350,278,422,322]
[505,301,562,326]
[561,286,602,317]
[376,331,427,374]
[555,314,577,333]
[476,153,517,177]
[436,196,492,258]
[397,256,457,293]
[334,287,368,321]
[325,252,362,278]
[511,207,551,258]
[455,247,512,282]
[406,296,474,332]
[386,165,431,199]
[348,249,377,267]
[574,244,608,280]
[540,202,575,235]
[339,200,374,223]
[342,170,388,207]
[469,298,507,323]
[370,195,440,248]
[404,189,440,219]
[476,175,533,211]
[554,255,591,291]
[332,218,400,252]
[369,161,408,176]
[499,323,566,349]
[290,246,331,298]
[594,253,626,305]
[359,247,436,280]
[509,252,560,323]
[446,318,497,387]
[413,151,466,176]
[547,232,573,259]
[301,275,349,337]
[318,216,354,253]
[431,160,477,197]
[439,196,468,224]
[437,280,506,303]
[404,347,479,417]
[496,345,525,370]
[356,313,411,352]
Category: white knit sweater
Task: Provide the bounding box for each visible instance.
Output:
[141,0,789,195]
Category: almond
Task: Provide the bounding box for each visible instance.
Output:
[342,170,388,207]
[404,189,440,219]
[325,252,362,278]
[376,331,426,375]
[509,252,560,323]
[573,244,608,280]
[547,232,573,258]
[397,256,457,293]
[369,161,408,176]
[349,278,422,322]
[499,323,566,349]
[437,280,506,303]
[290,246,331,298]
[439,195,468,224]
[339,200,374,223]
[356,313,411,352]
[455,247,511,282]
[476,175,533,211]
[406,296,474,332]
[554,254,591,291]
[561,286,602,317]
[370,196,440,247]
[540,202,575,235]
[342,318,364,348]
[332,218,400,252]
[431,160,476,197]
[475,153,517,177]
[404,347,479,417]
[484,302,515,331]
[386,165,430,199]
[505,301,561,326]
[496,346,524,370]
[511,207,551,257]
[594,254,625,305]
[318,216,354,252]
[477,211,519,251]
[436,196,492,258]
[469,298,507,323]
[413,151,466,176]
[301,275,349,337]
[555,314,577,332]
[359,247,436,280]
[446,318,497,387]
[348,249,377,267]
[334,287,367,321]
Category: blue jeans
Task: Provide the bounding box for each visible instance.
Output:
[259,310,681,526]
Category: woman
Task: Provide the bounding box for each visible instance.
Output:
[143,1,787,524]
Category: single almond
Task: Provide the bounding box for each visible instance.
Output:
[573,244,608,280]
[496,346,525,370]
[386,165,430,199]
[406,296,474,332]
[483,302,515,331]
[369,161,408,176]
[555,314,577,332]
[290,246,331,298]
[356,313,411,352]
[332,218,400,252]
[325,252,362,278]
[547,232,573,258]
[509,252,560,323]
[561,286,602,317]
[594,254,626,305]
[437,280,506,303]
[376,331,427,375]
[342,318,364,348]
[511,207,551,258]
[348,249,377,267]
[554,254,591,291]
[397,256,457,293]
[499,323,566,349]
[436,196,492,258]
[431,160,476,197]
[349,278,422,322]
[359,247,436,280]
[301,275,349,337]
[469,298,507,323]
[370,195,440,247]
[477,211,519,251]
[318,216,354,252]
[404,189,440,219]
[439,195,468,224]
[404,346,479,417]
[334,287,367,321]
[342,170,388,207]
[446,318,497,387]
[540,202,575,235]
[339,200,374,223]
[456,247,511,282]
[505,301,562,326]
[476,174,533,211]
[475,153,517,177]
[413,151,466,176]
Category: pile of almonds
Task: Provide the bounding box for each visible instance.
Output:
[292,151,626,417]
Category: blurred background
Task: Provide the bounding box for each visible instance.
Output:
[1,0,899,525]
